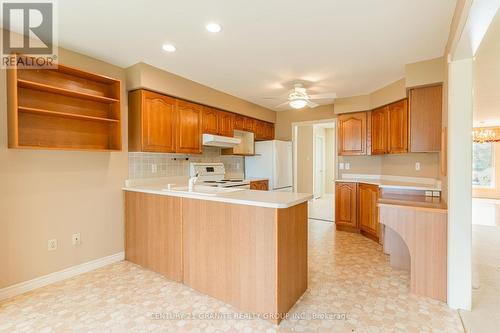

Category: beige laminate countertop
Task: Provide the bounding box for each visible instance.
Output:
[377,193,447,212]
[123,184,312,209]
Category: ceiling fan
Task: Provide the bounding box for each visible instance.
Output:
[268,83,337,110]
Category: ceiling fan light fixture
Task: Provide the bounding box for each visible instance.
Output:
[289,99,307,109]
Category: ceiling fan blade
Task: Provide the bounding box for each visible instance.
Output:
[274,101,290,108]
[308,93,337,100]
[306,100,319,108]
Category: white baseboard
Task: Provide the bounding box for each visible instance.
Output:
[0,252,124,301]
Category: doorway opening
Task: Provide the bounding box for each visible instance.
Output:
[292,119,336,222]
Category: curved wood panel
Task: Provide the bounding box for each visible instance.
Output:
[379,205,447,301]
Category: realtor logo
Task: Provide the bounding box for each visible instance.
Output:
[1,0,57,68]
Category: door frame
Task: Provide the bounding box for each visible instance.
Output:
[313,135,325,198]
[292,118,337,197]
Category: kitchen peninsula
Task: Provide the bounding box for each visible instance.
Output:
[123,184,312,324]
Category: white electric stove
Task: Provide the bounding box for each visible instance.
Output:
[189,162,250,189]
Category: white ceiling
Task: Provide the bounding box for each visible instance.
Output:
[56,0,456,111]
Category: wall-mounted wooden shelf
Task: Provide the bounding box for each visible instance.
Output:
[7,54,122,151]
[17,79,120,103]
[18,106,120,123]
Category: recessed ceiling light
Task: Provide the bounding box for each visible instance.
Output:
[205,23,222,33]
[162,44,176,52]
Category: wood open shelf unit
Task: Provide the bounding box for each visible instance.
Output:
[7,54,122,151]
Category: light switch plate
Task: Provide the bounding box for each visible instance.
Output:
[345,163,350,170]
[415,162,421,171]
[339,163,345,170]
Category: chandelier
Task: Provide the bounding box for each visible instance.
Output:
[473,129,499,143]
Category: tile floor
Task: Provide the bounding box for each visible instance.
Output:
[459,198,500,332]
[0,220,463,333]
[308,194,334,222]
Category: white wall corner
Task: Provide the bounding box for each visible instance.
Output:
[447,58,473,310]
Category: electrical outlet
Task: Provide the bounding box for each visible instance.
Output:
[151,163,158,173]
[339,163,345,170]
[72,233,81,246]
[415,162,421,171]
[345,163,350,170]
[48,239,57,251]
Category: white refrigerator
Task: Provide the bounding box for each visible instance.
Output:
[245,140,293,191]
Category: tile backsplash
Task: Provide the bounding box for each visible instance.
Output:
[128,147,244,179]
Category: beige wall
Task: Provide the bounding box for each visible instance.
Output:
[275,104,335,141]
[126,62,276,123]
[334,95,371,114]
[338,155,382,177]
[0,48,129,289]
[405,57,445,88]
[296,126,313,194]
[381,153,440,178]
[338,153,439,179]
[369,79,407,109]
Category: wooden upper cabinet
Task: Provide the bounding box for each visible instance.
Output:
[234,115,245,130]
[409,85,442,152]
[263,122,275,140]
[369,99,408,155]
[218,111,235,137]
[387,99,408,154]
[129,89,176,153]
[335,182,358,231]
[338,112,366,155]
[371,107,388,155]
[358,183,379,241]
[202,107,219,135]
[176,100,202,154]
[243,117,255,132]
[255,121,274,140]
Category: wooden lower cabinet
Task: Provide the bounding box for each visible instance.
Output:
[124,191,183,282]
[250,179,269,191]
[335,182,380,242]
[335,182,358,232]
[358,183,380,241]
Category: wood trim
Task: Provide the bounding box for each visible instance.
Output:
[7,56,18,148]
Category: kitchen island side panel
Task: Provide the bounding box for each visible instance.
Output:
[124,191,183,282]
[277,202,308,315]
[181,198,278,317]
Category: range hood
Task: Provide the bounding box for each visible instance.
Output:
[202,134,241,148]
